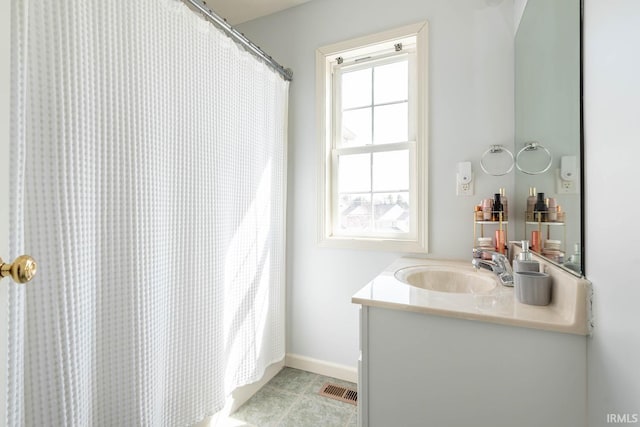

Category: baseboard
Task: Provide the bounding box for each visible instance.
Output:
[285,353,357,383]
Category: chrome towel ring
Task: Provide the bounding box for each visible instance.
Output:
[515,142,553,175]
[480,145,514,176]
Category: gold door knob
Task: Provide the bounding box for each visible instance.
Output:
[0,255,37,284]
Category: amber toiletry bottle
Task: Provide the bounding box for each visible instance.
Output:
[495,229,506,254]
[557,205,566,222]
[531,230,541,252]
[475,205,484,221]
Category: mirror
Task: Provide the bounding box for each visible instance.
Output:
[514,0,583,275]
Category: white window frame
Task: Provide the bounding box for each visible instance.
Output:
[316,22,429,252]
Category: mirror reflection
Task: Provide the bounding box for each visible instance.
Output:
[514,0,582,275]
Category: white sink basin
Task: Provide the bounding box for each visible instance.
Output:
[394,265,497,294]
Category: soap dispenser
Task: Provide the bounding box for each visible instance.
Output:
[513,240,540,273]
[564,243,582,273]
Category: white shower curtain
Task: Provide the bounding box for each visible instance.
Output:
[8,0,288,425]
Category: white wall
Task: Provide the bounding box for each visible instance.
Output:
[513,0,528,33]
[240,0,514,369]
[584,0,640,425]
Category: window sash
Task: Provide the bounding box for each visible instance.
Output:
[330,52,417,240]
[333,53,416,150]
[331,142,416,239]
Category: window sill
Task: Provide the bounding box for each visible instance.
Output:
[318,235,427,253]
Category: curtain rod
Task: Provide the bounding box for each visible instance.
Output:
[182,0,293,81]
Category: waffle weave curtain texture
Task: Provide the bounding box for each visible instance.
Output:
[8,0,288,425]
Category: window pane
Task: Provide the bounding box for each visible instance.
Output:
[373,192,410,233]
[372,150,409,192]
[338,153,371,193]
[342,107,372,147]
[342,68,372,109]
[338,193,372,232]
[374,61,408,104]
[373,103,408,144]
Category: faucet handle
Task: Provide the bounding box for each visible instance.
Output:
[491,252,507,262]
[473,248,497,258]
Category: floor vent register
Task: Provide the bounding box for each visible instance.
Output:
[318,383,358,406]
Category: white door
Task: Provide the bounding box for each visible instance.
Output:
[1,2,14,426]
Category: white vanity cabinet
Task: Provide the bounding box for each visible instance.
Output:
[353,257,590,427]
[357,306,586,427]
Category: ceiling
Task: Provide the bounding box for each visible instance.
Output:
[203,0,312,25]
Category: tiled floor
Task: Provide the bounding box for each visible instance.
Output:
[227,367,358,427]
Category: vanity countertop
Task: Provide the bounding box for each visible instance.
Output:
[352,256,591,335]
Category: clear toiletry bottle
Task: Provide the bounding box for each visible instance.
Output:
[548,197,558,221]
[483,198,493,221]
[526,187,536,221]
[499,188,508,221]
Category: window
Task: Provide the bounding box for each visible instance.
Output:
[317,23,428,252]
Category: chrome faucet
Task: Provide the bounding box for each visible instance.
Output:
[472,249,514,287]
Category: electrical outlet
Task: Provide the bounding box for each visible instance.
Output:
[556,169,579,194]
[456,173,474,196]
